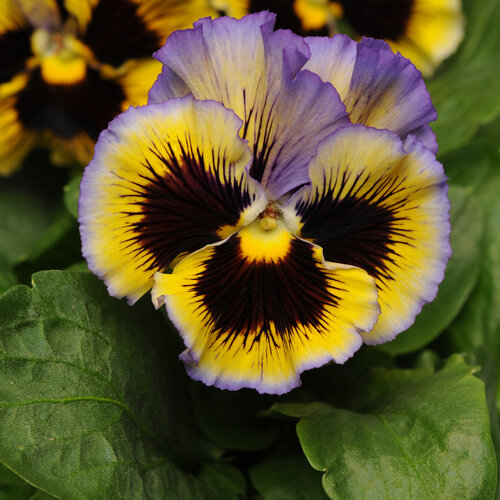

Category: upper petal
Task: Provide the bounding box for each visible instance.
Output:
[304,35,437,151]
[0,0,32,85]
[150,12,348,198]
[153,220,379,395]
[79,96,266,304]
[283,124,451,343]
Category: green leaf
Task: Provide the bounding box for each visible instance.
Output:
[447,198,500,497]
[190,383,279,452]
[0,180,53,293]
[0,159,75,291]
[429,0,500,154]
[14,206,82,284]
[380,186,483,355]
[0,270,239,499]
[197,463,246,499]
[250,455,328,500]
[442,141,500,207]
[273,356,497,499]
[0,462,36,500]
[0,462,56,500]
[0,256,17,296]
[63,174,81,220]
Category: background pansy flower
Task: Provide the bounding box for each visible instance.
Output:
[245,0,339,35]
[0,0,246,176]
[79,12,451,394]
[242,0,464,76]
[331,0,464,76]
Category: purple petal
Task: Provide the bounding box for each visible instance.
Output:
[304,35,437,149]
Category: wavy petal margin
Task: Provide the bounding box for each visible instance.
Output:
[153,222,379,394]
[283,125,451,343]
[304,35,437,153]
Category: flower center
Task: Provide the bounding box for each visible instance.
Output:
[31,28,91,85]
[258,202,282,232]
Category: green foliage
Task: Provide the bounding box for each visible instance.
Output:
[0,463,55,499]
[272,356,497,500]
[63,174,82,220]
[1,0,500,496]
[380,186,483,355]
[250,455,328,500]
[430,0,500,155]
[0,271,242,499]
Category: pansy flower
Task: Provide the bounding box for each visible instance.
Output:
[79,12,450,394]
[244,0,464,75]
[0,0,246,175]
[330,0,464,76]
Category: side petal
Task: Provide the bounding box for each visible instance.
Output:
[283,125,451,343]
[152,221,379,395]
[79,96,266,304]
[304,35,437,150]
[0,0,27,33]
[0,75,37,176]
[118,58,162,108]
[0,0,32,85]
[151,13,348,198]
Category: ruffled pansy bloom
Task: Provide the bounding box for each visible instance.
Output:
[79,12,451,394]
[0,0,246,175]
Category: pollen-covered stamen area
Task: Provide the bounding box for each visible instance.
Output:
[117,139,255,272]
[193,233,338,352]
[154,197,380,392]
[338,0,413,41]
[30,29,91,85]
[258,201,282,231]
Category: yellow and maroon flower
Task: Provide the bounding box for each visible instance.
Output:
[79,13,450,394]
[243,0,464,76]
[335,0,464,76]
[0,0,246,175]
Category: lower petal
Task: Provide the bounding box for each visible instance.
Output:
[152,222,379,395]
[284,125,451,343]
